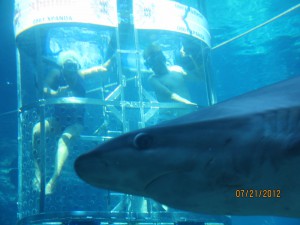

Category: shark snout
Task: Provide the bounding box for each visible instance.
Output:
[74,152,110,185]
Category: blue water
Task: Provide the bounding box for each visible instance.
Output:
[0,0,300,224]
[208,0,300,102]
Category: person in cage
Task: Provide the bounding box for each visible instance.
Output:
[176,42,207,80]
[32,50,109,195]
[143,44,197,121]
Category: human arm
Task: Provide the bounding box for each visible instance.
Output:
[42,69,69,97]
[43,85,70,96]
[79,57,113,77]
[168,65,187,76]
[149,76,196,105]
[43,86,58,96]
[79,65,107,76]
[171,93,197,105]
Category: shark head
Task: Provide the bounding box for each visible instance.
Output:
[74,120,249,212]
[75,125,204,198]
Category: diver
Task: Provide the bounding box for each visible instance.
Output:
[175,40,208,81]
[143,44,196,121]
[32,50,108,195]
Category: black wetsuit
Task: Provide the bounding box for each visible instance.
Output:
[52,71,86,129]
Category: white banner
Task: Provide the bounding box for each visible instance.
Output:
[14,0,118,37]
[133,0,211,47]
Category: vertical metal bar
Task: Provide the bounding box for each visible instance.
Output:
[204,51,217,105]
[133,15,145,129]
[193,0,216,106]
[16,48,23,221]
[115,17,128,133]
[34,28,46,213]
[38,102,46,213]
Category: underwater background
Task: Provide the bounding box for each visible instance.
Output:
[0,0,300,224]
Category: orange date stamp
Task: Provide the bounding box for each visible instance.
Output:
[235,189,281,198]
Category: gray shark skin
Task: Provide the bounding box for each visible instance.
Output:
[75,76,300,218]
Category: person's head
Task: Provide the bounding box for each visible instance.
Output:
[57,50,81,84]
[58,50,81,74]
[143,44,167,75]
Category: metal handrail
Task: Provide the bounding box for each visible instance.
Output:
[20,97,199,112]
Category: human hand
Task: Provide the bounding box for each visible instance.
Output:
[186,101,197,106]
[57,85,70,95]
[96,65,108,72]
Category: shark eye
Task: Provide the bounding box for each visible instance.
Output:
[133,133,153,150]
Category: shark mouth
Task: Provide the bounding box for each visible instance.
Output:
[144,170,180,192]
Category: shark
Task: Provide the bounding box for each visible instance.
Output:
[75,76,300,218]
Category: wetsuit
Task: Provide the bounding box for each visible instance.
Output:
[51,70,86,129]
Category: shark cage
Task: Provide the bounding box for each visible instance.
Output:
[15,0,230,225]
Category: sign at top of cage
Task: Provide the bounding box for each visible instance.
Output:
[14,0,118,37]
[133,0,211,47]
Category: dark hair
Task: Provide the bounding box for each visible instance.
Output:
[63,59,80,72]
[143,44,166,68]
